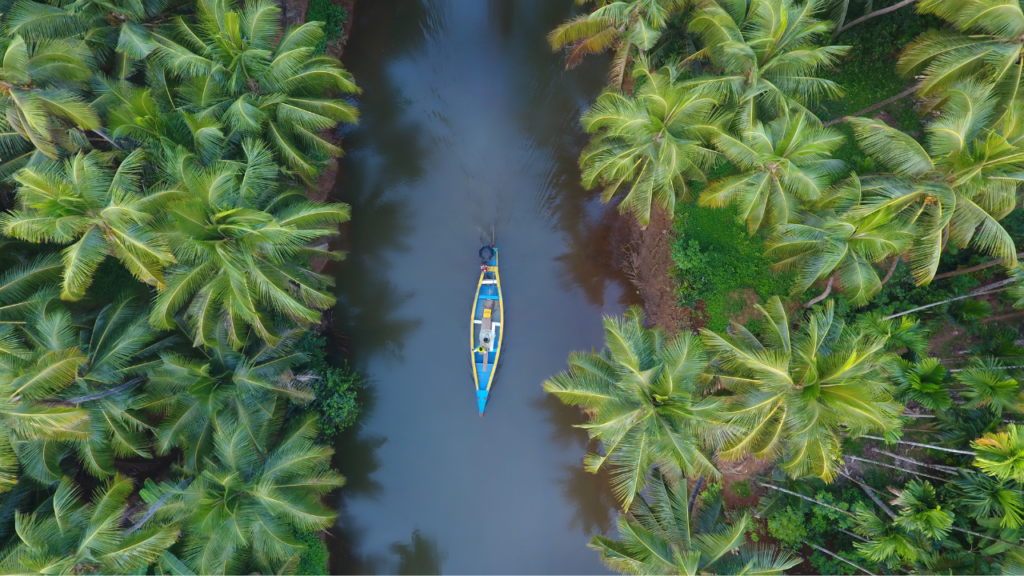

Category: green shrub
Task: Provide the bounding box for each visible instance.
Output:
[295,529,329,575]
[731,479,753,499]
[767,506,807,548]
[296,331,360,437]
[672,201,793,331]
[306,0,347,54]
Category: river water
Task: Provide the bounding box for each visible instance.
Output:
[328,1,634,572]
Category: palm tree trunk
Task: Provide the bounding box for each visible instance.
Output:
[883,278,1018,320]
[807,542,877,576]
[875,450,965,474]
[124,477,193,536]
[861,435,974,455]
[933,252,1024,281]
[840,472,896,519]
[804,274,836,308]
[880,257,900,285]
[760,482,855,516]
[846,455,947,482]
[836,527,869,542]
[688,476,704,514]
[66,377,144,404]
[832,0,918,39]
[824,85,920,127]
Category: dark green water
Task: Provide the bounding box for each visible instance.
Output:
[328,1,635,572]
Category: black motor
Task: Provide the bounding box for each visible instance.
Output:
[479,245,495,262]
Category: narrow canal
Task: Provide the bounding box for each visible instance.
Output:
[329,0,634,572]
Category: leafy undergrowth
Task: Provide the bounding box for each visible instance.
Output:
[671,201,793,332]
[296,331,361,438]
[306,0,348,54]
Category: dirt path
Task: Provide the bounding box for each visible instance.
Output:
[618,209,687,332]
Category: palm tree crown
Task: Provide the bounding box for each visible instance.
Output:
[701,296,903,481]
[849,81,1024,284]
[543,306,726,509]
[149,141,349,348]
[700,110,846,233]
[589,469,799,574]
[148,0,360,183]
[1,150,179,300]
[580,64,722,226]
[686,0,848,126]
[900,0,1024,100]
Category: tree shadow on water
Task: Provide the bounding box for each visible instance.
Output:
[390,529,446,575]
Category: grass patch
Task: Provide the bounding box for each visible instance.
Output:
[306,0,348,55]
[672,201,793,332]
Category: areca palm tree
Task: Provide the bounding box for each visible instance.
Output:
[144,322,312,472]
[143,415,343,574]
[0,35,99,166]
[699,110,846,234]
[543,306,726,509]
[686,0,849,127]
[951,470,1024,530]
[580,63,723,226]
[548,0,688,88]
[899,0,1024,101]
[973,424,1024,483]
[701,296,903,482]
[148,141,349,347]
[4,475,178,574]
[848,81,1024,284]
[1,150,179,300]
[852,502,936,570]
[589,469,799,574]
[147,0,359,183]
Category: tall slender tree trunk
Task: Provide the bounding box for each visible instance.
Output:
[883,278,1017,320]
[880,257,900,285]
[861,435,975,455]
[832,0,918,39]
[805,274,836,308]
[841,472,896,519]
[824,85,920,127]
[846,455,947,482]
[933,252,1024,280]
[807,542,877,576]
[875,450,965,474]
[688,476,704,514]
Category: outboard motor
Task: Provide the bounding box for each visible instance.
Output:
[479,245,495,263]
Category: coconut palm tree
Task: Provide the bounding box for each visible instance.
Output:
[0,296,170,484]
[686,0,849,127]
[5,0,176,79]
[701,296,903,482]
[0,252,63,325]
[1,150,179,300]
[848,81,1024,285]
[144,322,311,473]
[147,0,359,184]
[548,0,689,88]
[580,63,723,226]
[700,110,846,234]
[0,35,99,164]
[4,475,179,574]
[899,0,1024,101]
[142,415,343,574]
[543,306,727,509]
[589,469,799,574]
[148,141,349,348]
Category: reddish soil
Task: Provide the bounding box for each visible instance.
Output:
[618,209,687,332]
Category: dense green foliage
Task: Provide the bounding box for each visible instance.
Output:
[306,0,348,55]
[0,0,360,572]
[550,0,1024,574]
